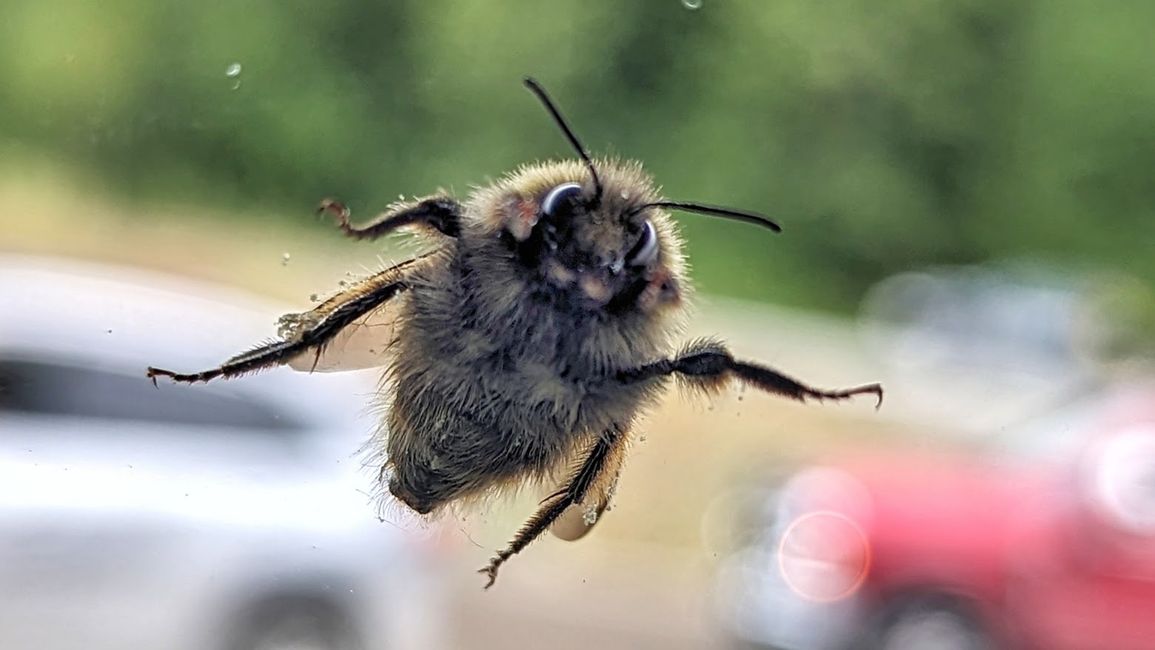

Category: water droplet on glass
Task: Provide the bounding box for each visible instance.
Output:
[682,0,702,9]
[226,63,242,90]
[281,252,291,266]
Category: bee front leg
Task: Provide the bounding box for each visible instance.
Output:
[479,423,627,589]
[319,194,462,240]
[146,276,407,385]
[617,338,883,407]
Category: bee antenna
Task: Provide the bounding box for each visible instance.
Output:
[628,201,782,233]
[523,77,604,205]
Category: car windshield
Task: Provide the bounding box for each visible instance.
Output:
[4,2,1155,648]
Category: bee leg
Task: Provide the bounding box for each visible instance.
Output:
[318,195,462,240]
[618,338,884,408]
[146,277,407,385]
[549,465,622,542]
[479,424,627,589]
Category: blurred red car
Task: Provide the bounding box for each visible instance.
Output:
[713,384,1155,650]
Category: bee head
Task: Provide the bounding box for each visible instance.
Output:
[490,159,683,313]
[477,78,781,315]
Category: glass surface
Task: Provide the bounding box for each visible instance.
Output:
[2,3,1153,649]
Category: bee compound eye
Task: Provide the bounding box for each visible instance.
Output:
[627,220,658,266]
[540,182,585,219]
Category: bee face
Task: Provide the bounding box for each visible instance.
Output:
[477,159,684,313]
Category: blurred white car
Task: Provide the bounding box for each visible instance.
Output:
[0,255,447,650]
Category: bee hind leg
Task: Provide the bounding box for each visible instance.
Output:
[479,423,627,589]
[147,338,307,385]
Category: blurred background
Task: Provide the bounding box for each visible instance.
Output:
[2,1,1155,649]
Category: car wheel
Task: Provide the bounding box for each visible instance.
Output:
[865,595,991,650]
[227,598,359,650]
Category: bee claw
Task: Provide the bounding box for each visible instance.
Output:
[478,549,514,590]
[145,367,167,388]
[478,563,500,590]
[848,382,884,409]
[317,198,350,223]
[146,366,201,385]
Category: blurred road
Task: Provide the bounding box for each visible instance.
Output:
[444,544,723,650]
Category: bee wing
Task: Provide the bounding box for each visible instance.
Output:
[284,298,404,373]
[279,260,423,374]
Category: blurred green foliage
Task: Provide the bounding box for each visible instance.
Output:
[1,0,1152,313]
